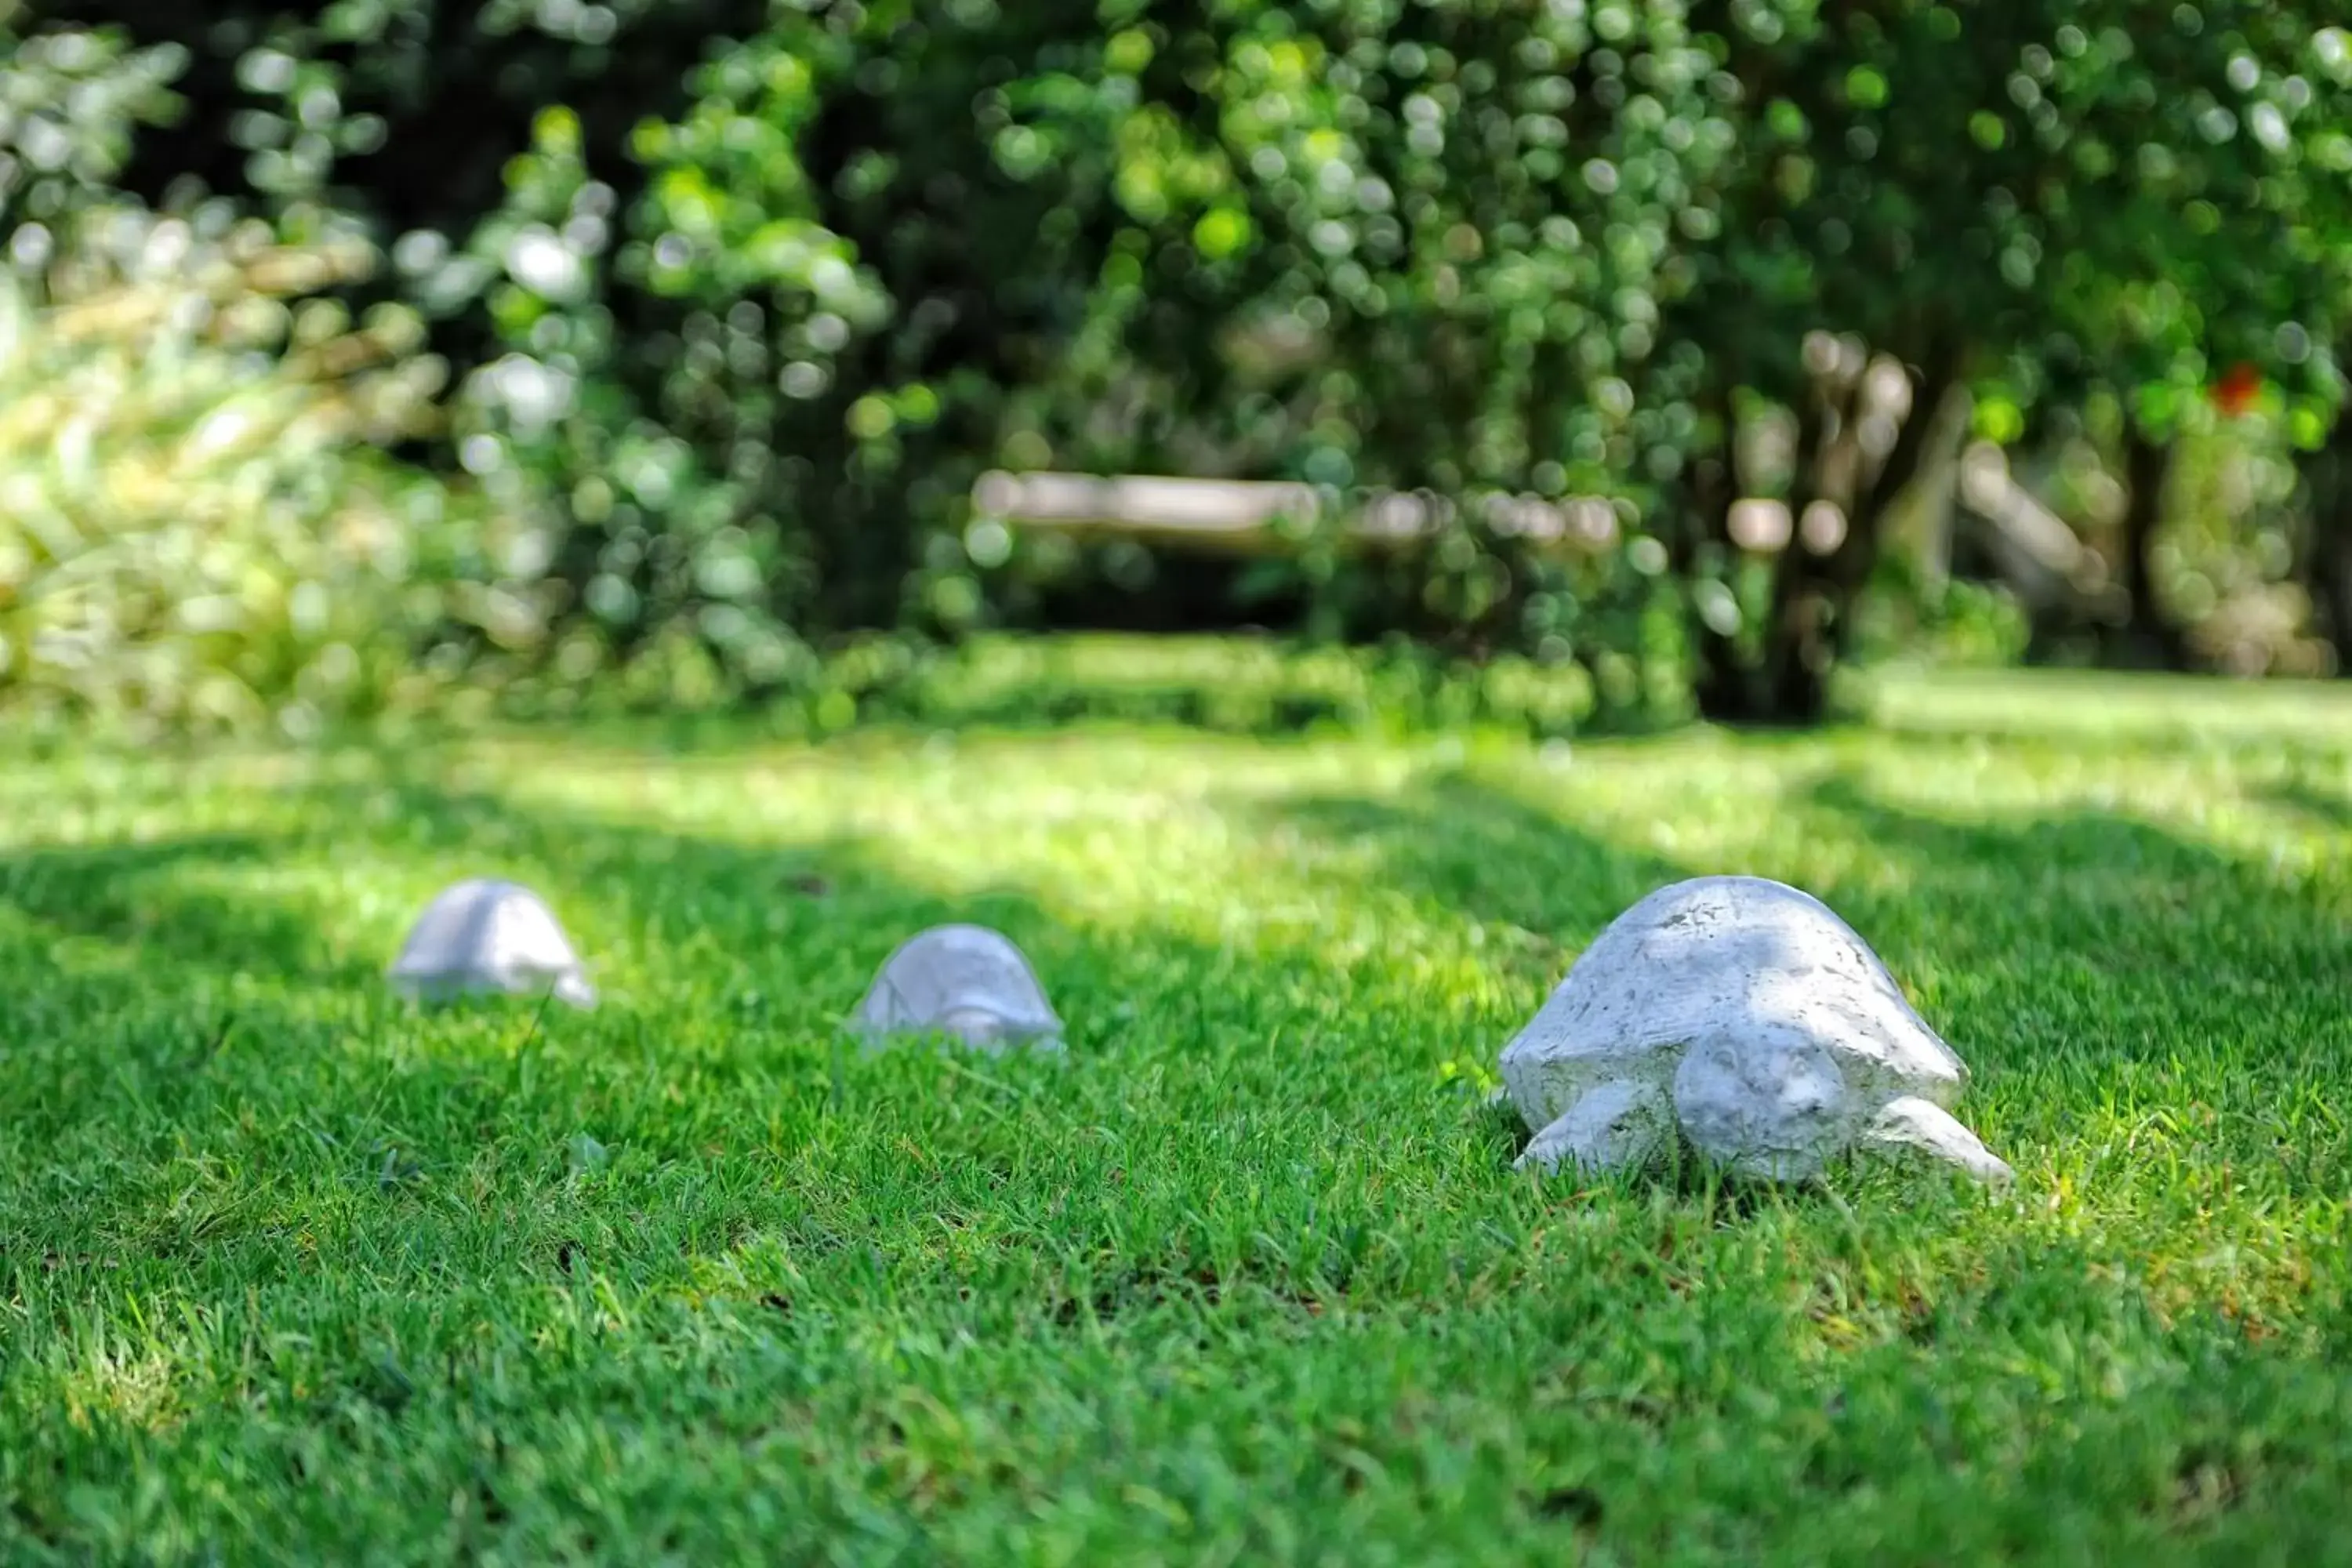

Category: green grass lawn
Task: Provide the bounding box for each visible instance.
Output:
[5,665,2352,1564]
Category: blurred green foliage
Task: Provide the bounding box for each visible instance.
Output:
[12,1,2352,727]
[0,202,566,734]
[797,631,1623,740]
[0,20,555,733]
[0,19,183,234]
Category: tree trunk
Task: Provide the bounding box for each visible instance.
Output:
[1744,387,1841,723]
[2104,426,2187,670]
[1675,383,1751,718]
[2301,423,2352,671]
[2317,528,2352,673]
[1828,343,1955,642]
[1693,337,1958,725]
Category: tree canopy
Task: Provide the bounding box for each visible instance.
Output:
[10,0,2352,722]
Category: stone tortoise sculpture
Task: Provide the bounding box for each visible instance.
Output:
[389,878,597,1009]
[1500,875,2011,1184]
[850,924,1064,1054]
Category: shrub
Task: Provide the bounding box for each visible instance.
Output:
[0,204,550,734]
[27,0,2352,728]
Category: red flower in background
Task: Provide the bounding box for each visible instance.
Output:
[2211,361,2262,418]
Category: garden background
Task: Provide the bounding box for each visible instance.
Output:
[5,3,2352,1562]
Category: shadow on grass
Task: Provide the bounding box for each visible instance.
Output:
[0,829,411,991]
[1247,760,2352,1112]
[13,739,2344,1085]
[1791,774,2350,968]
[0,770,1066,1013]
[9,736,2345,1230]
[0,756,1540,1265]
[1266,771,1687,948]
[10,734,2352,1561]
[2256,775,2352,837]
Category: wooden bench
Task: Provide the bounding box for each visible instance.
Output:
[970,470,1622,557]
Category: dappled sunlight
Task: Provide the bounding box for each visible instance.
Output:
[16,0,2352,1532]
[6,707,2347,1126]
[1864,669,2352,750]
[421,730,1497,998]
[5,685,2352,1548]
[51,1344,186,1439]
